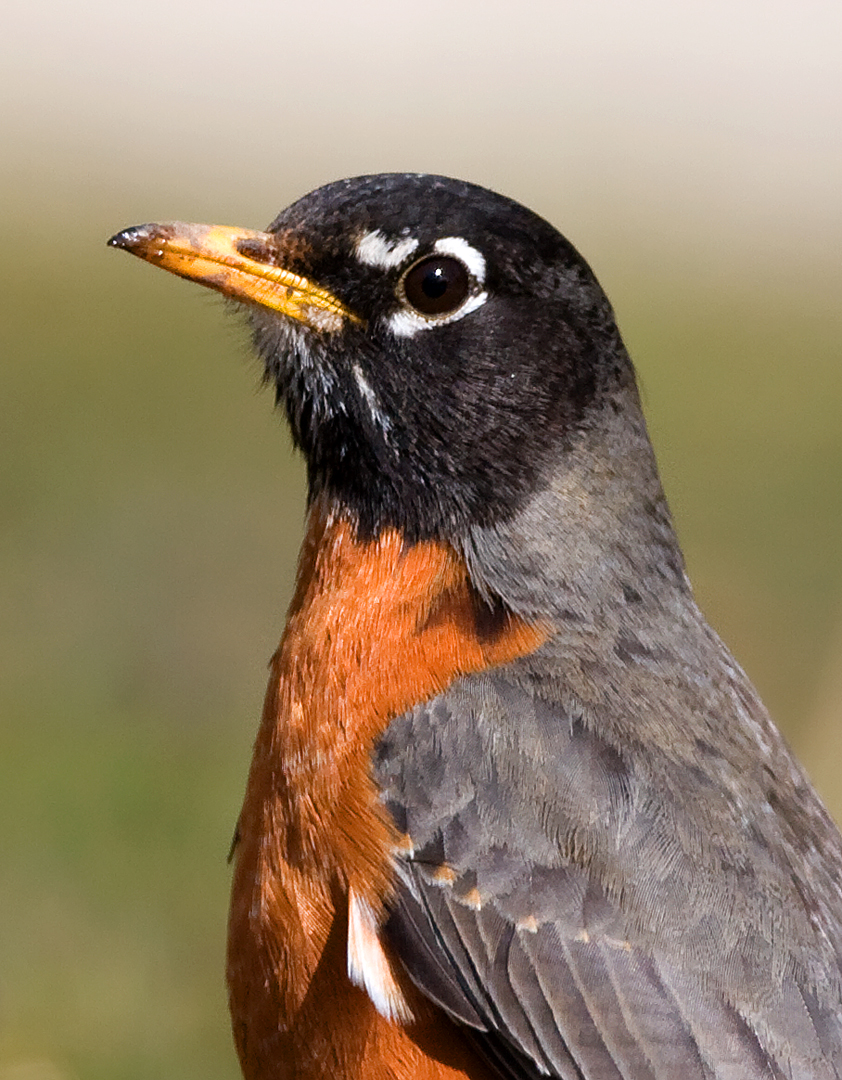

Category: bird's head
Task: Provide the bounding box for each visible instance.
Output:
[109,174,642,549]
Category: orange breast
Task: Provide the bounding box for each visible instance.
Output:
[226,503,546,1080]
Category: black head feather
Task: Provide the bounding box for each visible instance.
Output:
[249,173,635,542]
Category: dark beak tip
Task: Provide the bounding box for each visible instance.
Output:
[107,224,153,251]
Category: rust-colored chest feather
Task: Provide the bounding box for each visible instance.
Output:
[226,507,544,1080]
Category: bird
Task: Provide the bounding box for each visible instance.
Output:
[109,173,842,1080]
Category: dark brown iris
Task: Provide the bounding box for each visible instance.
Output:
[402,255,470,316]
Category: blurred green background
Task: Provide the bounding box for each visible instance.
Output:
[2,2,841,1078]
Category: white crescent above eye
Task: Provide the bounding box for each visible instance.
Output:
[432,236,487,285]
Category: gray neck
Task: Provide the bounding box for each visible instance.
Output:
[461,387,690,623]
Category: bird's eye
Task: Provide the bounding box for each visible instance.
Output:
[401,256,471,317]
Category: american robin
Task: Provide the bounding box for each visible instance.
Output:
[109,174,842,1080]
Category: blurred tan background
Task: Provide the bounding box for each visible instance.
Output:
[2,2,841,1078]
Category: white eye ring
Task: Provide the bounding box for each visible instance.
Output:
[399,255,470,317]
[387,237,488,338]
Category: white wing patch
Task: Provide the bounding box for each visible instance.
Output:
[347,886,414,1024]
[356,229,419,270]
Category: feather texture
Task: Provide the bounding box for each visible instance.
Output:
[376,640,842,1080]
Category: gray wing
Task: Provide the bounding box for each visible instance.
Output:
[373,655,842,1080]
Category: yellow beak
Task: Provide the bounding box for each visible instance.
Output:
[108,222,361,332]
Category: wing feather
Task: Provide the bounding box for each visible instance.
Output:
[375,660,842,1079]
